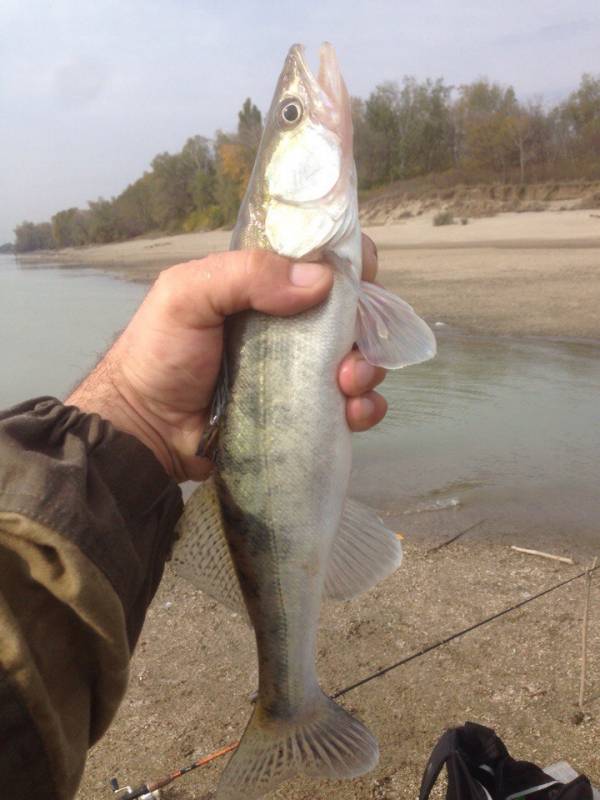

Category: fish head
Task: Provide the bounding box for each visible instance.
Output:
[232,43,357,261]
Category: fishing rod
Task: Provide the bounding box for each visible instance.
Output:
[109,561,599,797]
[109,742,238,799]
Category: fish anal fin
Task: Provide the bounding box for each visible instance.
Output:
[216,693,378,800]
[324,497,403,601]
[171,476,249,623]
[357,280,436,369]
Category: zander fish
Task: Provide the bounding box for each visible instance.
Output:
[172,43,436,799]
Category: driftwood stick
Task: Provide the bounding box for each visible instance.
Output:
[510,546,574,565]
[579,557,598,710]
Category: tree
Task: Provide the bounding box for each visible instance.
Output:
[237,98,262,154]
[87,198,121,243]
[454,79,520,179]
[149,136,216,230]
[560,73,600,159]
[364,82,402,184]
[214,132,251,224]
[113,173,157,238]
[14,221,55,252]
[358,78,453,187]
[51,208,89,247]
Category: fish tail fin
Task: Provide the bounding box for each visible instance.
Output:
[216,692,379,799]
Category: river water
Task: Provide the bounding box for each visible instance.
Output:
[1,255,598,556]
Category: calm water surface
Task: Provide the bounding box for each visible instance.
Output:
[351,328,600,554]
[1,255,598,554]
[0,255,146,406]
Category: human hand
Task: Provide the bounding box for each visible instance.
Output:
[67,235,387,481]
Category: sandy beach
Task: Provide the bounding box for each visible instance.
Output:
[22,208,600,341]
[76,542,600,799]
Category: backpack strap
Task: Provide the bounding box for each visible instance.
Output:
[419,728,492,800]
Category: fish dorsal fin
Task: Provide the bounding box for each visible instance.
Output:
[324,497,403,600]
[357,280,437,369]
[171,476,249,623]
[172,484,401,615]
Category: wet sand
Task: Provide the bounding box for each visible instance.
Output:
[21,209,600,340]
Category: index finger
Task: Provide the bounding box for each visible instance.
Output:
[361,233,378,282]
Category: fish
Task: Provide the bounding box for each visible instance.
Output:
[172,42,436,799]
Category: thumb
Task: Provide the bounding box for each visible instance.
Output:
[158,249,334,328]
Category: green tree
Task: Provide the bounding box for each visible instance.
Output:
[561,73,600,159]
[51,208,89,247]
[149,135,216,230]
[454,79,520,179]
[87,198,121,243]
[358,78,453,186]
[364,82,401,184]
[237,98,262,154]
[113,173,157,238]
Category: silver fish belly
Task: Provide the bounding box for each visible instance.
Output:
[218,271,356,714]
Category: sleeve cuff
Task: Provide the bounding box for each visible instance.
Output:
[0,397,183,647]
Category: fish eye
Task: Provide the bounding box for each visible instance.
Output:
[281,99,303,125]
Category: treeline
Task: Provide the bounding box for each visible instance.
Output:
[14,73,600,253]
[353,72,600,188]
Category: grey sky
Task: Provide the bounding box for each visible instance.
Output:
[1,0,599,243]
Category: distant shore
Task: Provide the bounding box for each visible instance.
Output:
[19,208,600,340]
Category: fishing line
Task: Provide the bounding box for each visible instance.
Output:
[333,561,600,698]
[110,561,599,798]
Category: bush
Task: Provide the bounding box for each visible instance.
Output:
[433,210,455,226]
[183,205,225,232]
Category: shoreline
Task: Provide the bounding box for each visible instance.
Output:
[16,208,600,340]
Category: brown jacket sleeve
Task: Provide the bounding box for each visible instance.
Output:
[0,397,183,800]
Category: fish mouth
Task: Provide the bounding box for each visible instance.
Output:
[285,42,348,122]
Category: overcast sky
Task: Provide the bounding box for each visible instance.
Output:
[1,0,599,242]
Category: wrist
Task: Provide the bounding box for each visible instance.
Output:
[66,354,175,477]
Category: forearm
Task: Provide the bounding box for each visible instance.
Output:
[66,349,176,478]
[0,398,183,799]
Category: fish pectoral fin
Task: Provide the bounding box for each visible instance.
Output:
[170,476,249,623]
[324,497,403,601]
[356,280,437,369]
[216,692,378,800]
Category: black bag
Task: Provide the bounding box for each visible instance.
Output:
[419,722,593,800]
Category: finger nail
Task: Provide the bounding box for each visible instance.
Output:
[355,359,375,387]
[356,396,375,420]
[290,262,327,287]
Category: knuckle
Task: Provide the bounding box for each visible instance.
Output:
[154,264,188,317]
